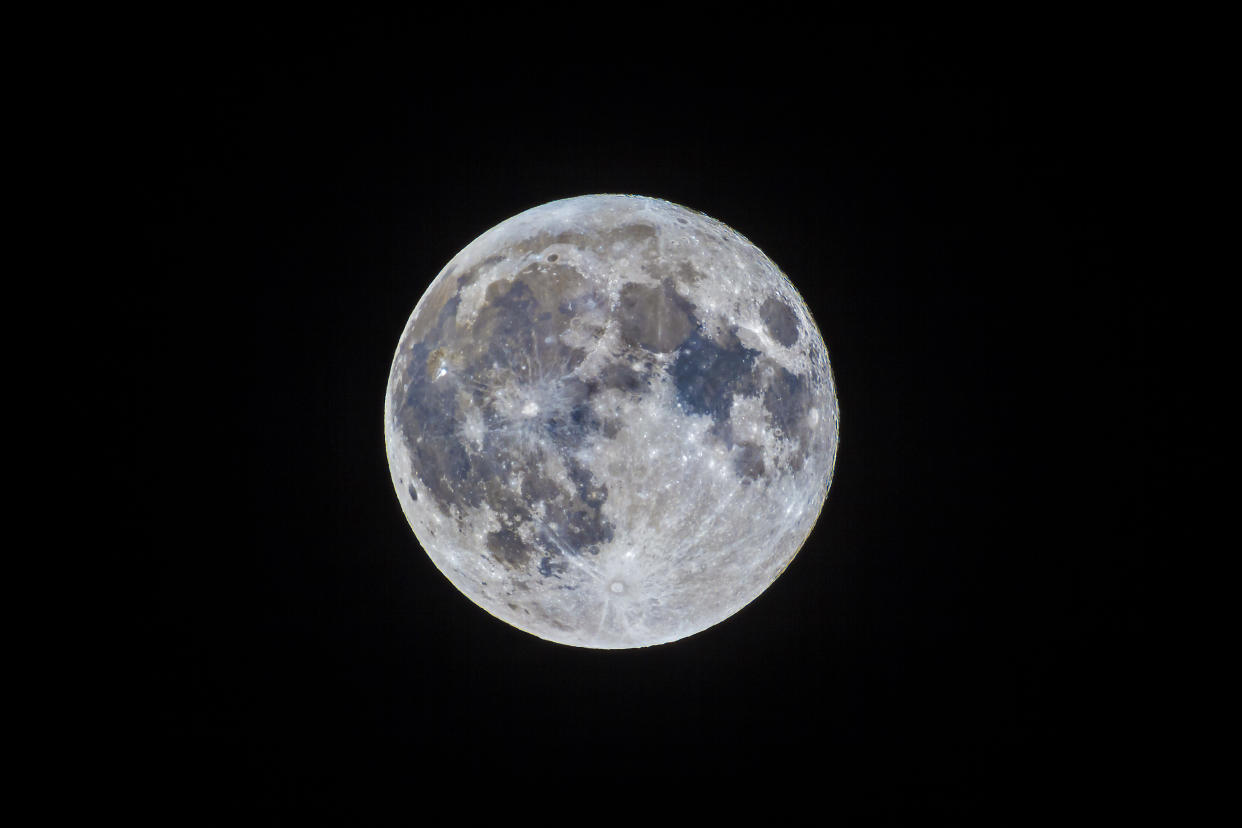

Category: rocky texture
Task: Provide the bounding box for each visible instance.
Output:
[385,195,839,648]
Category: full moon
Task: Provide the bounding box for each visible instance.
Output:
[384,195,839,648]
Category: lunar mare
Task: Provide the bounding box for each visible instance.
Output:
[384,195,839,648]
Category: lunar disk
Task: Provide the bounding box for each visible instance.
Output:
[384,195,839,648]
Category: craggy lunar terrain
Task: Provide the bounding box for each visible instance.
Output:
[384,195,839,648]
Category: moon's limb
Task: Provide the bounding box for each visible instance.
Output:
[384,195,839,648]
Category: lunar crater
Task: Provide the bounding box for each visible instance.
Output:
[385,195,838,648]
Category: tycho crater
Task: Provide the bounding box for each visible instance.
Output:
[384,195,839,648]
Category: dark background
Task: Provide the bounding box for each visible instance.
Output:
[121,19,1150,814]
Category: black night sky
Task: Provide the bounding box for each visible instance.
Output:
[122,19,1151,815]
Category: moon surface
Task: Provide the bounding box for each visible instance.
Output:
[384,195,839,648]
